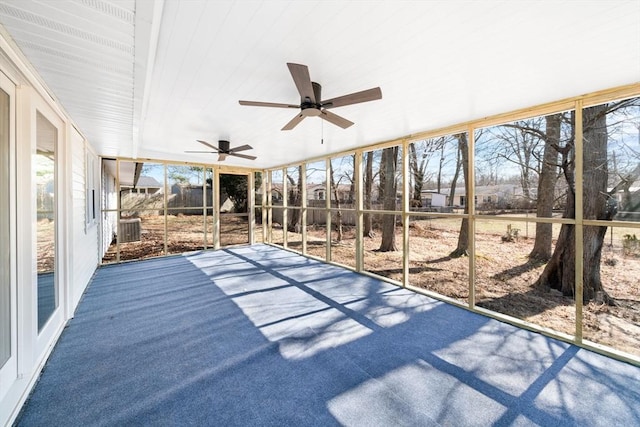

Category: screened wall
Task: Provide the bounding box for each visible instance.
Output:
[96,87,640,365]
[259,88,640,364]
[101,161,262,264]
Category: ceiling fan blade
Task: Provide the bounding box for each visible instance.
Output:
[239,100,298,108]
[230,152,257,160]
[229,144,253,153]
[282,112,306,131]
[287,63,315,103]
[196,140,221,151]
[218,153,228,162]
[320,109,354,129]
[185,150,215,153]
[321,87,382,109]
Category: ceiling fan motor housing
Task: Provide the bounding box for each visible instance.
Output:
[218,139,230,152]
[301,82,323,112]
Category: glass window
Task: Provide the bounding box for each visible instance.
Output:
[0,87,10,366]
[36,111,57,331]
[85,150,98,226]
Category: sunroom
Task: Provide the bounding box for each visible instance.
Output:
[1,1,639,425]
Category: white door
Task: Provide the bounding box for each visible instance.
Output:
[32,96,65,353]
[0,71,16,399]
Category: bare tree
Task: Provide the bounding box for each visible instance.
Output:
[408,138,444,207]
[436,139,446,193]
[348,155,356,203]
[529,113,562,260]
[535,99,640,303]
[448,142,462,206]
[363,150,374,237]
[286,167,302,232]
[450,133,470,258]
[379,146,399,252]
[495,118,546,201]
[329,161,343,242]
[408,142,425,206]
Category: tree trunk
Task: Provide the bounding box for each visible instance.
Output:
[450,133,469,257]
[286,168,302,232]
[535,105,612,303]
[363,151,374,237]
[437,142,445,194]
[379,147,398,252]
[409,143,423,206]
[529,114,561,261]
[329,163,343,242]
[348,155,356,203]
[449,143,462,206]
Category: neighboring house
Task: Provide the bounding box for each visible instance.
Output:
[309,183,327,201]
[264,181,540,210]
[122,175,162,195]
[265,183,353,204]
[420,190,448,208]
[451,184,526,208]
[318,183,352,202]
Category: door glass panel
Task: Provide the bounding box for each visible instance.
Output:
[36,111,57,331]
[0,87,10,366]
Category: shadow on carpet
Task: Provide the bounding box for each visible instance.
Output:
[16,245,640,426]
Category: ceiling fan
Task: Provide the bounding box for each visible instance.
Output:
[239,63,382,131]
[185,139,256,162]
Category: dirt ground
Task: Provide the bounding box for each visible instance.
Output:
[104,214,640,358]
[303,219,640,358]
[102,214,257,263]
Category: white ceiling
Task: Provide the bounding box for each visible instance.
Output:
[0,0,639,169]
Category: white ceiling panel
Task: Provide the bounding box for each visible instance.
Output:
[0,0,639,168]
[0,0,137,156]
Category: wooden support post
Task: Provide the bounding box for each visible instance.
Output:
[575,101,584,343]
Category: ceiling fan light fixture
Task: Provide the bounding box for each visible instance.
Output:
[302,108,321,117]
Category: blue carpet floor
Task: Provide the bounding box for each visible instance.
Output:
[16,245,640,426]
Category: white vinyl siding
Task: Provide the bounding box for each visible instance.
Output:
[70,128,98,309]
